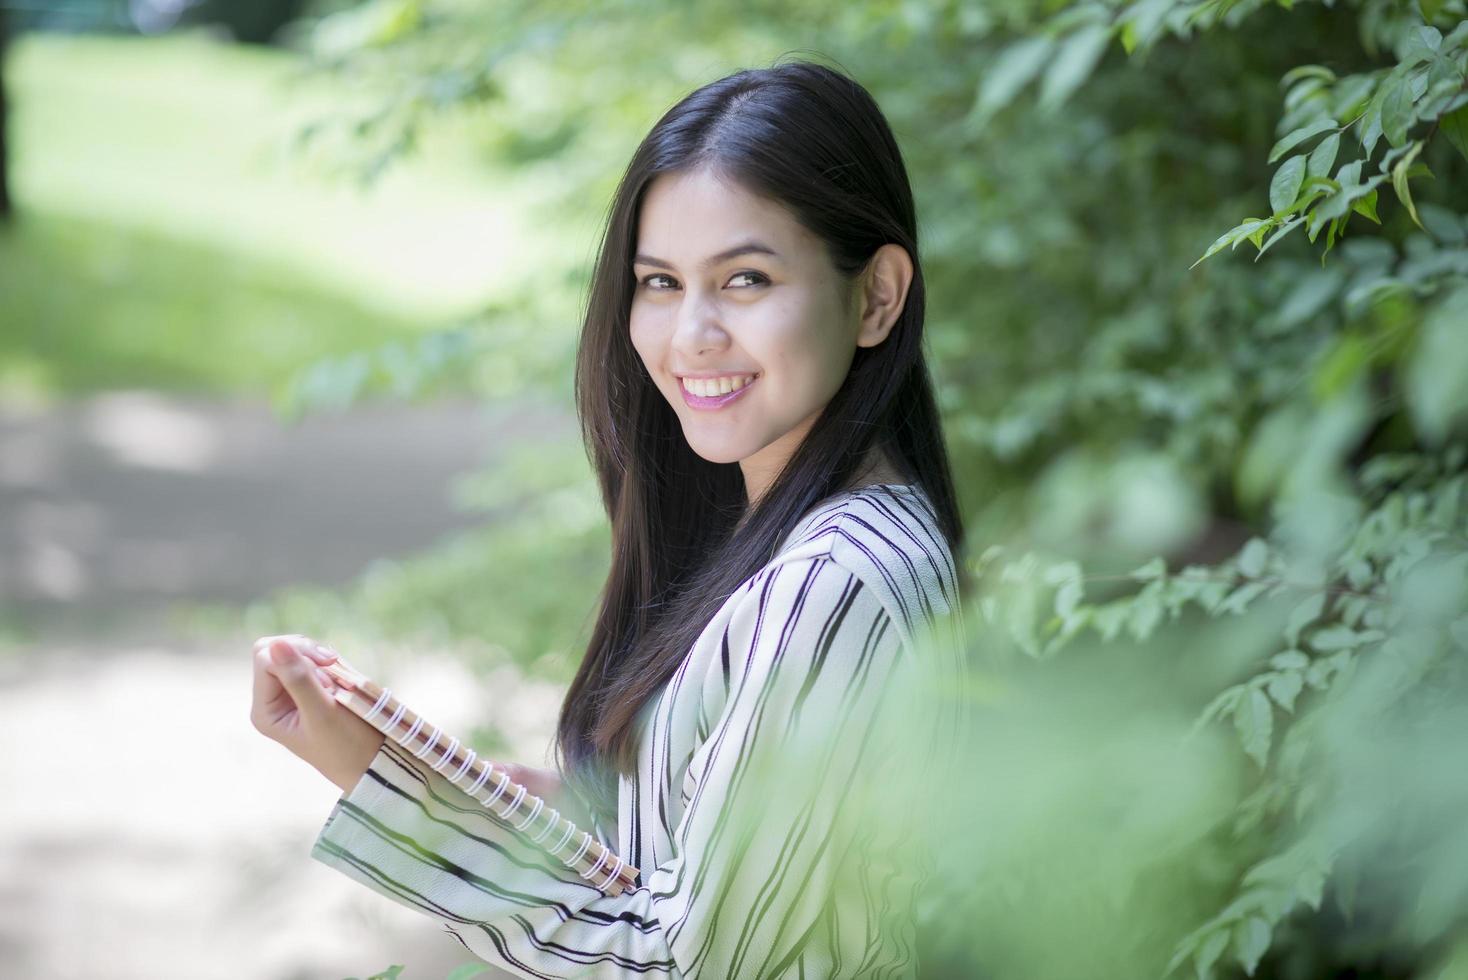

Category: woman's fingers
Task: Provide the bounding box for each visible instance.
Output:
[252,634,340,666]
[250,644,295,735]
[264,640,336,719]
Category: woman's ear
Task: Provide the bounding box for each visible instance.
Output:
[853,243,914,349]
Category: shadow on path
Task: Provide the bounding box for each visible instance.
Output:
[0,389,576,979]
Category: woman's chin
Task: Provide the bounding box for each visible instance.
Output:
[682,434,754,466]
[689,447,746,466]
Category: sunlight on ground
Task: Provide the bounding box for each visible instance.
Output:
[81,390,223,472]
[9,30,556,321]
[0,644,544,979]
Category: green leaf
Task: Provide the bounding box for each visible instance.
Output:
[1129,556,1167,581]
[1129,592,1164,640]
[1390,141,1426,229]
[1351,188,1380,223]
[1235,688,1274,767]
[1221,580,1271,615]
[1267,670,1304,712]
[1359,98,1384,157]
[1270,156,1307,214]
[1305,207,1326,243]
[365,967,405,980]
[1310,175,1375,226]
[1119,20,1139,54]
[1193,686,1244,734]
[1306,651,1352,689]
[1401,25,1443,67]
[1196,579,1233,614]
[1381,74,1416,147]
[1195,929,1230,980]
[1238,537,1269,577]
[1254,216,1304,261]
[1192,219,1270,268]
[1268,118,1337,164]
[975,36,1054,120]
[1092,601,1130,641]
[1322,212,1346,262]
[1118,0,1172,55]
[1281,65,1336,87]
[1270,649,1310,670]
[1441,105,1468,164]
[445,965,492,980]
[1296,869,1326,911]
[1234,916,1273,976]
[1285,595,1325,645]
[1039,25,1113,111]
[1310,625,1381,651]
[1296,174,1341,205]
[1055,578,1084,618]
[1306,132,1341,178]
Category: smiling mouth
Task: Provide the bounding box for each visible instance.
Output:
[679,373,760,410]
[679,373,758,397]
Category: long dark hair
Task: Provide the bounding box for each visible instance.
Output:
[555,56,967,825]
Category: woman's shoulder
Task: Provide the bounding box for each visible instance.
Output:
[762,483,959,649]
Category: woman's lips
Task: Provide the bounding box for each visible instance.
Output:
[680,375,758,411]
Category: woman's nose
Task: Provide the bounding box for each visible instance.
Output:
[671,295,731,356]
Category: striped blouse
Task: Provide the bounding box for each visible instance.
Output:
[311,482,967,978]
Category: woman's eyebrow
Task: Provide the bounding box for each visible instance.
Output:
[632,240,780,270]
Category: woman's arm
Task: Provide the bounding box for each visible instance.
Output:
[250,635,593,829]
[308,555,924,978]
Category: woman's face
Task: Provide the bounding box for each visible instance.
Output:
[629,168,862,494]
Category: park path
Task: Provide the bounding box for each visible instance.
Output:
[0,389,577,980]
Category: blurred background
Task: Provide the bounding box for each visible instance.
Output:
[0,1,1465,978]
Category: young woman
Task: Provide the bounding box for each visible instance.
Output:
[251,58,970,978]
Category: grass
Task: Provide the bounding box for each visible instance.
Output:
[0,29,567,400]
[0,209,420,397]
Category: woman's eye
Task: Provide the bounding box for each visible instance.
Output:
[638,271,768,290]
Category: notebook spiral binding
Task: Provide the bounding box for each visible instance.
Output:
[322,661,640,897]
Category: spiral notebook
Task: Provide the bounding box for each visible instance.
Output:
[322,660,640,897]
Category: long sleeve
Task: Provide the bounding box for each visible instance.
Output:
[310,554,926,978]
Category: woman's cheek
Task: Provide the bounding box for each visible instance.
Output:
[627,317,660,374]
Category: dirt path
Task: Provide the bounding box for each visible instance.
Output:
[0,390,577,980]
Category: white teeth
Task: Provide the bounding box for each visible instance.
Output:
[682,374,755,397]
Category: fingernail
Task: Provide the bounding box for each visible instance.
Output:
[269,643,292,665]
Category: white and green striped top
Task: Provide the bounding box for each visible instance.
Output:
[312,482,967,978]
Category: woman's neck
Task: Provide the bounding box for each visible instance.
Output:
[840,446,906,491]
[739,446,907,523]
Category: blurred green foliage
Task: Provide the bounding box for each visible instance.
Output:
[218,0,1468,975]
[0,30,543,399]
[0,210,416,395]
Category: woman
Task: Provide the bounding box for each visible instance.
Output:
[251,58,970,978]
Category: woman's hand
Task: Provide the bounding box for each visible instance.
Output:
[250,634,385,793]
[250,635,595,828]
